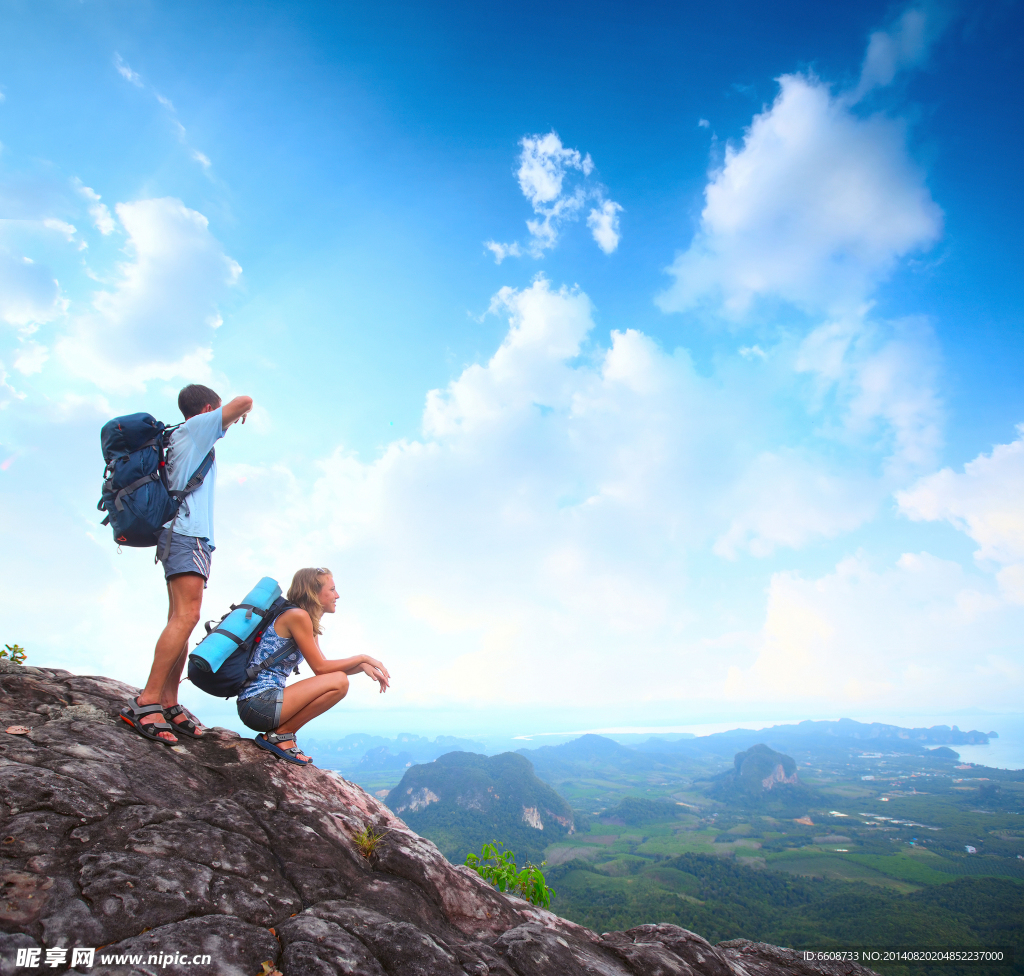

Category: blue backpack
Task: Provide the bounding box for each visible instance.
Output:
[188,578,300,698]
[97,413,214,549]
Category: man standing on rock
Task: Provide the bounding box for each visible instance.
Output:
[119,383,253,745]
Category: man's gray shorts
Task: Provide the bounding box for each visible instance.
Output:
[156,529,213,586]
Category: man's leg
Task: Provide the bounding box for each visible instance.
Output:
[159,579,207,735]
[137,573,205,742]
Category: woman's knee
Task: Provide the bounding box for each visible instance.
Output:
[331,673,349,697]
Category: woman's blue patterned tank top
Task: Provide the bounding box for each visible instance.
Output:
[237,622,303,701]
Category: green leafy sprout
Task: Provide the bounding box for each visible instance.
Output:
[353,824,385,860]
[465,841,555,909]
[1,644,26,665]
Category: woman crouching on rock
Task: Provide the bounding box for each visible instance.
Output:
[237,567,389,766]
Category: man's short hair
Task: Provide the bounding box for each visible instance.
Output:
[178,384,222,419]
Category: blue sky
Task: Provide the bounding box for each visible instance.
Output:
[1,0,1022,737]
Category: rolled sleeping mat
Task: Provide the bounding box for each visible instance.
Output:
[190,576,282,673]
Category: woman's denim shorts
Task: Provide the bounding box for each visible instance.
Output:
[237,688,283,733]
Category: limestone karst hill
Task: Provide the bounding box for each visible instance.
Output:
[387,751,574,864]
[0,661,879,976]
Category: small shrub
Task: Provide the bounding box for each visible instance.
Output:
[1,645,26,665]
[465,841,555,909]
[354,825,385,860]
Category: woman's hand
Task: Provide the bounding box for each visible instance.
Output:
[360,659,390,693]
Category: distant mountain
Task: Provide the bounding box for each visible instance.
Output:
[357,745,415,772]
[386,751,574,863]
[300,732,485,772]
[707,744,818,814]
[635,719,992,760]
[733,743,798,790]
[516,733,664,783]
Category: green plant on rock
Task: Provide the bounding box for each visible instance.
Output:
[1,644,26,665]
[354,824,385,860]
[465,841,555,909]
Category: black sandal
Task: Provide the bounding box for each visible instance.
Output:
[164,704,205,738]
[119,698,177,745]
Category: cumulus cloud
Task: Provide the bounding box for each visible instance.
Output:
[57,197,241,392]
[587,199,623,254]
[484,241,522,263]
[897,426,1024,603]
[658,73,942,318]
[517,132,593,205]
[726,551,1020,707]
[171,277,954,712]
[486,132,623,261]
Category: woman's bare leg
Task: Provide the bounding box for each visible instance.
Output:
[269,672,350,761]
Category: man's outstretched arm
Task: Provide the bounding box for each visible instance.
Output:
[221,395,253,429]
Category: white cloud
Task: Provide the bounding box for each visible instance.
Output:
[517,132,593,206]
[487,132,623,261]
[74,182,116,235]
[726,551,1021,707]
[42,217,78,242]
[51,392,112,420]
[848,3,951,104]
[0,364,26,407]
[112,56,212,174]
[3,271,1015,715]
[56,197,241,392]
[658,73,943,318]
[13,340,48,375]
[713,450,879,559]
[114,54,143,87]
[484,240,522,264]
[166,277,950,712]
[897,426,1024,603]
[587,199,623,254]
[796,315,942,472]
[0,252,62,328]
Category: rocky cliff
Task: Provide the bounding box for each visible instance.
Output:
[0,662,877,976]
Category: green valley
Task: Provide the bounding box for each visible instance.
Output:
[382,720,1023,974]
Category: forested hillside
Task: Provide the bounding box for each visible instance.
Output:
[386,750,574,863]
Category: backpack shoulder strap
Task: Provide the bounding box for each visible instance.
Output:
[168,448,216,504]
[244,601,300,681]
[160,449,217,558]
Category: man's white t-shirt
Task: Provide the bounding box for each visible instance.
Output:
[163,407,225,548]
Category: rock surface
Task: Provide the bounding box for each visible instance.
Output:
[0,663,878,976]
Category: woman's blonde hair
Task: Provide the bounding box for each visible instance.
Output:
[286,567,333,636]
